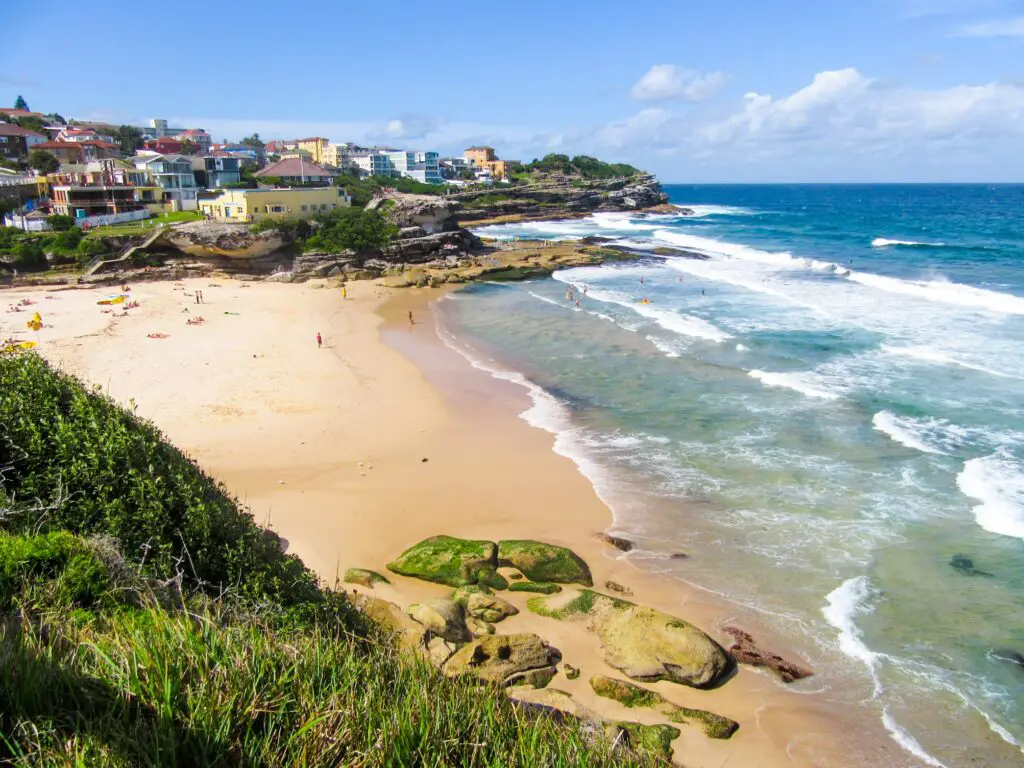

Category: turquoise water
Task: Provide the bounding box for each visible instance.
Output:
[444,185,1024,767]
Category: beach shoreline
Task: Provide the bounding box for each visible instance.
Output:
[1,276,907,767]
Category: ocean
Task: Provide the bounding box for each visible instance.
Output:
[440,184,1024,767]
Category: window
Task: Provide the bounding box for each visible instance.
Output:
[301,205,307,212]
[271,205,284,213]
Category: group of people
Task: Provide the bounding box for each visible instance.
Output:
[565,283,587,308]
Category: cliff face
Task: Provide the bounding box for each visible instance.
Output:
[454,174,671,226]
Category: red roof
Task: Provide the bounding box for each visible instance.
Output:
[253,157,336,178]
[180,129,209,136]
[80,141,119,148]
[31,141,83,150]
[0,123,44,138]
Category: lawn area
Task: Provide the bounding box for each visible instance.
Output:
[82,210,203,239]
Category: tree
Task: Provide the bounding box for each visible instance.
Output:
[179,138,199,155]
[45,113,67,125]
[27,151,59,175]
[116,125,143,155]
[14,95,29,111]
[15,116,45,134]
[305,208,398,255]
[241,133,264,149]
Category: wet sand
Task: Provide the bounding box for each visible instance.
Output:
[1,278,910,767]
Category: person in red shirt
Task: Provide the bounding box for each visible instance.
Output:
[316,332,322,348]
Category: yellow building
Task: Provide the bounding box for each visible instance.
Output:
[198,186,351,222]
[296,137,329,164]
[464,146,496,165]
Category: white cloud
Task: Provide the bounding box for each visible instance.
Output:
[954,16,1024,37]
[588,67,1024,180]
[630,65,727,102]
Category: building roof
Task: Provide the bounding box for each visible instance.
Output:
[465,145,494,151]
[31,141,85,151]
[253,157,337,178]
[79,140,119,149]
[179,128,209,136]
[297,136,328,143]
[0,123,44,138]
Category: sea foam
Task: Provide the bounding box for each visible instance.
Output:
[872,411,945,455]
[749,369,840,401]
[872,238,946,248]
[957,454,1024,539]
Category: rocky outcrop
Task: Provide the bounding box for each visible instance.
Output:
[165,221,289,260]
[528,590,732,689]
[451,587,519,623]
[444,633,561,688]
[496,540,593,586]
[455,174,670,225]
[377,195,461,233]
[407,598,472,644]
[383,229,482,264]
[594,532,634,552]
[597,605,731,688]
[352,594,426,655]
[722,627,813,683]
[589,674,738,739]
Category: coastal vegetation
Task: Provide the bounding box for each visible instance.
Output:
[251,207,399,254]
[513,154,643,181]
[0,352,663,766]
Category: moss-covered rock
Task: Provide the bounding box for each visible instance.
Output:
[563,663,581,680]
[387,535,502,588]
[497,540,592,586]
[526,589,633,621]
[508,581,562,595]
[590,674,738,739]
[607,722,679,762]
[342,568,390,589]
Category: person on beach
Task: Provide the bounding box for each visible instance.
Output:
[640,276,644,285]
[317,332,322,348]
[342,285,347,300]
[408,311,415,325]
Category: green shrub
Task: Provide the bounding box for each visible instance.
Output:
[0,532,111,610]
[0,353,323,608]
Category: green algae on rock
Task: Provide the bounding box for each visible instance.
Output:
[609,722,679,762]
[497,540,593,586]
[387,535,503,588]
[590,674,738,739]
[342,568,390,589]
[508,581,562,595]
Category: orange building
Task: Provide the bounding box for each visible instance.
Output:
[464,146,512,180]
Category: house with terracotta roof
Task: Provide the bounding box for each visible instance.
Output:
[0,123,46,161]
[29,140,120,164]
[57,127,116,144]
[253,157,337,185]
[143,136,186,155]
[179,128,211,153]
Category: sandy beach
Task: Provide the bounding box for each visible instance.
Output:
[1,277,911,768]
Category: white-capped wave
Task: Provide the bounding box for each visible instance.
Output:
[646,335,684,358]
[551,274,732,343]
[872,411,945,455]
[823,576,881,689]
[749,369,840,400]
[881,345,1020,380]
[957,454,1024,539]
[872,238,946,248]
[823,578,950,768]
[846,271,1024,316]
[677,203,756,217]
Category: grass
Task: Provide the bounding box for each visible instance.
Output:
[82,210,203,240]
[0,595,658,767]
[0,353,666,766]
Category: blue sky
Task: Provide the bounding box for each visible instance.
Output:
[2,0,1022,182]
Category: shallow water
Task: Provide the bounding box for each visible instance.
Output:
[442,185,1024,767]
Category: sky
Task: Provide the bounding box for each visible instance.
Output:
[2,0,1022,182]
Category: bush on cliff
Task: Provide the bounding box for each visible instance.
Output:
[0,352,662,766]
[520,153,642,179]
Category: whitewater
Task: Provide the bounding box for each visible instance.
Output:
[451,184,1024,768]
